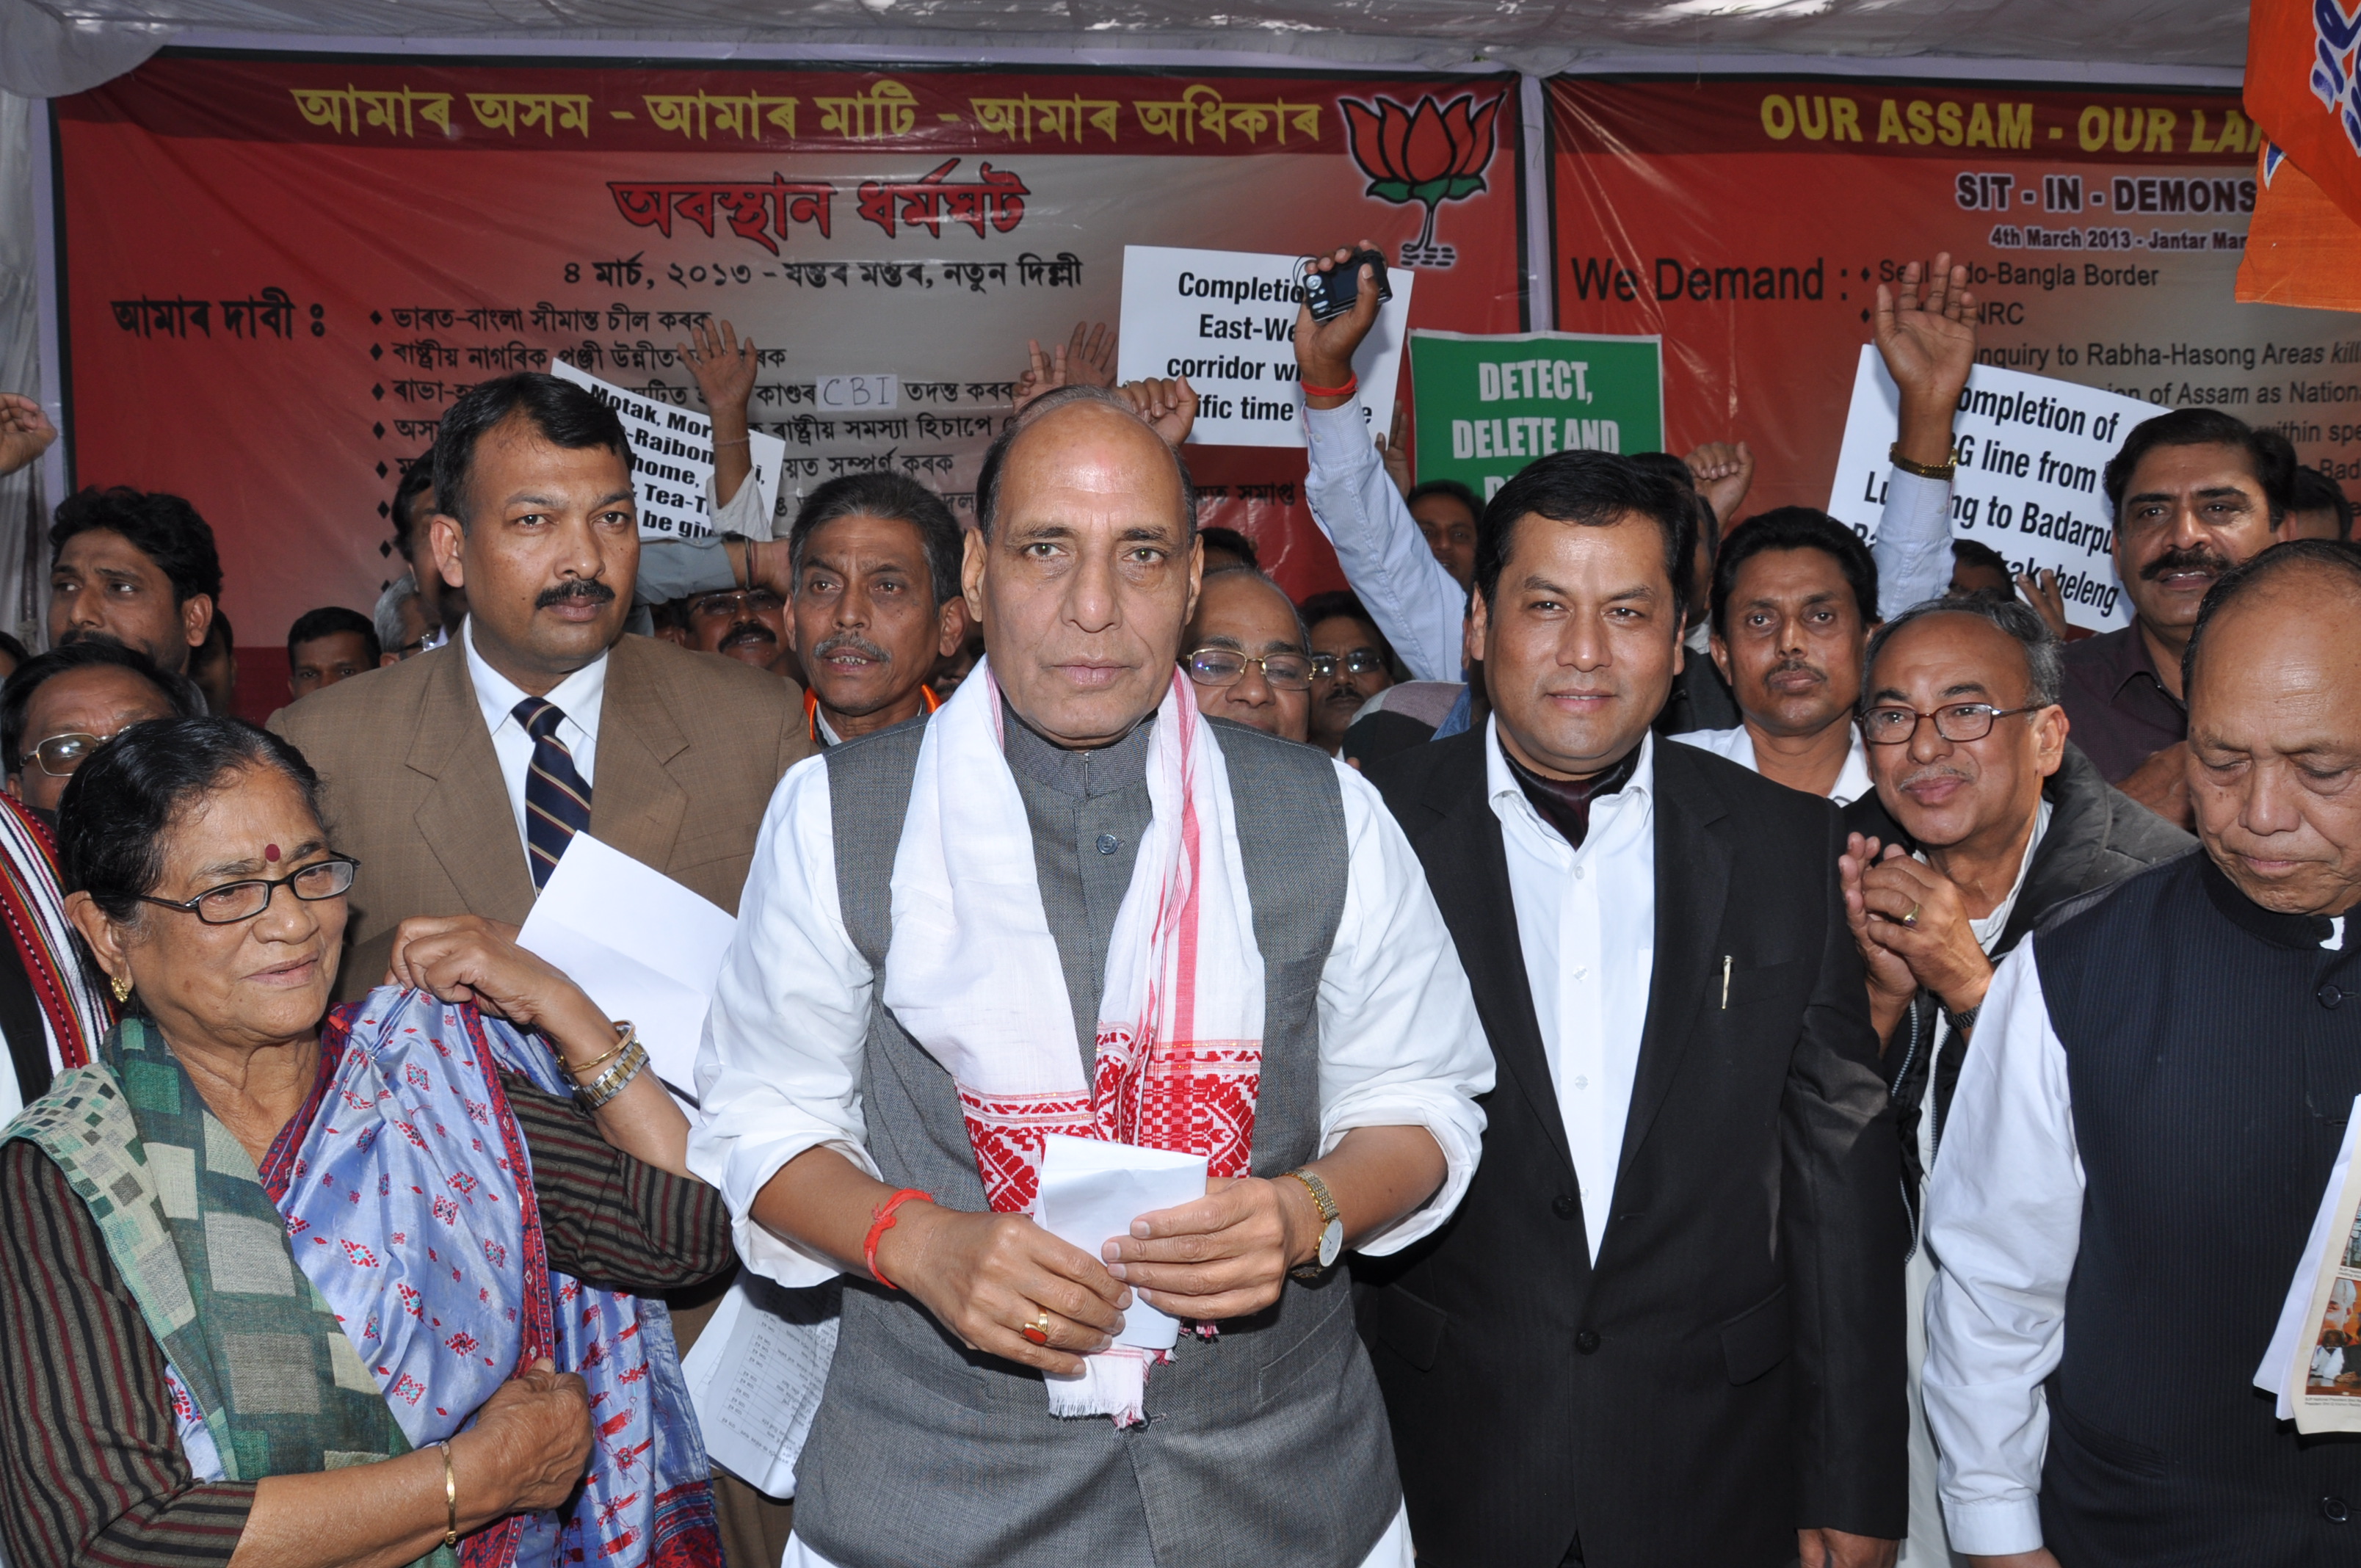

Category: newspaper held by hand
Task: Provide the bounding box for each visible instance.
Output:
[2257,1093,2361,1431]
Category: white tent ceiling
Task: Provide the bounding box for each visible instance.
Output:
[0,0,2253,101]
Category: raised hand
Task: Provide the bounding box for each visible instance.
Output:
[0,393,57,479]
[1014,321,1118,416]
[1838,834,1922,1048]
[1684,439,1756,527]
[1378,400,1413,496]
[676,318,757,505]
[1293,241,1385,407]
[1874,253,1977,470]
[1117,377,1197,448]
[2015,568,2070,639]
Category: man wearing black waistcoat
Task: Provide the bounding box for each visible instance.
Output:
[1923,539,2361,1567]
[1359,451,1909,1567]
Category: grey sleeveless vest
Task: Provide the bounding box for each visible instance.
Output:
[793,714,1401,1568]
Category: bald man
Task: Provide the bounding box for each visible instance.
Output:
[689,385,1493,1568]
[1181,566,1313,744]
[1923,539,2361,1567]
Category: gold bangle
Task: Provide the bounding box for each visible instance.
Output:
[1888,440,1959,481]
[437,1439,459,1548]
[564,1022,635,1081]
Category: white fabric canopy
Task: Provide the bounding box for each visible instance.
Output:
[0,0,2252,99]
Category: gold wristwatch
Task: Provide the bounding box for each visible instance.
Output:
[1288,1168,1343,1280]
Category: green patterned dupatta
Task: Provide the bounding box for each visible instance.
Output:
[4,1017,452,1568]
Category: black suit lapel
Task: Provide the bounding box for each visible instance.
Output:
[1413,755,1579,1191]
[1617,743,1733,1186]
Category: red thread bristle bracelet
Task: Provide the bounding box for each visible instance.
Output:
[864,1188,932,1291]
[1299,376,1359,399]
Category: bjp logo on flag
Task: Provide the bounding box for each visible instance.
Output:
[1340,92,1503,267]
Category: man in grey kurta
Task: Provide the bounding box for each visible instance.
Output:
[690,385,1493,1567]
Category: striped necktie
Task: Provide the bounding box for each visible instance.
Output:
[514,697,592,889]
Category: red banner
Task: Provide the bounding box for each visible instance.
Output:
[1548,76,2359,520]
[54,54,1525,709]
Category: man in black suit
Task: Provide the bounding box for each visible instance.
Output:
[1359,451,1908,1567]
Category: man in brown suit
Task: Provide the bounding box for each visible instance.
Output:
[273,370,808,1566]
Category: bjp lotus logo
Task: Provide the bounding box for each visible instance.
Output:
[1341,92,1503,267]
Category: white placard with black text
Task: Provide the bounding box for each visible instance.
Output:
[551,357,787,542]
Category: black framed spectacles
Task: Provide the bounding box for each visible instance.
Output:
[1860,703,2042,746]
[137,855,360,926]
[1310,650,1389,680]
[1184,647,1315,692]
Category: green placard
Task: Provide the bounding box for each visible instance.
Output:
[1410,330,1664,501]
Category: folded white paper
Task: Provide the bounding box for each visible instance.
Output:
[1035,1132,1207,1352]
[678,1273,840,1500]
[516,833,736,1105]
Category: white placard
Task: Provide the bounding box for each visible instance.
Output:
[515,833,736,1108]
[678,1273,840,1500]
[1116,244,1414,449]
[1035,1132,1207,1352]
[816,374,899,413]
[550,357,788,542]
[1825,346,2155,632]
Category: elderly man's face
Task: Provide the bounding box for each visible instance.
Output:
[50,529,211,677]
[2186,573,2361,917]
[432,415,638,694]
[1184,571,1310,744]
[2114,442,2280,641]
[791,512,964,738]
[70,763,347,1053]
[1711,546,1868,741]
[1474,512,1681,779]
[7,664,179,815]
[964,402,1200,747]
[1860,611,2067,854]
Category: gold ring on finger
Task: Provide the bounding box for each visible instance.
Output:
[1020,1310,1051,1346]
[1901,903,1922,928]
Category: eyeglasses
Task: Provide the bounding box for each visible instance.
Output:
[1860,703,2042,747]
[687,589,785,620]
[20,729,128,778]
[1311,650,1389,680]
[137,855,360,926]
[1183,647,1315,692]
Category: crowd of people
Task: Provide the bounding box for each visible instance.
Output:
[0,233,2350,1568]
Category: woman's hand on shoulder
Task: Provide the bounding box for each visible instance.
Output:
[454,1357,592,1516]
[383,915,601,1041]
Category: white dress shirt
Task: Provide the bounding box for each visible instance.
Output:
[689,747,1495,1289]
[1667,722,1876,807]
[1485,719,1656,1262]
[1302,393,1959,683]
[463,619,606,859]
[1924,910,2349,1556]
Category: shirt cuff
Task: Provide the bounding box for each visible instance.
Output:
[1943,1497,2046,1557]
[708,465,774,541]
[1317,1085,1485,1257]
[1303,394,1378,477]
[686,1106,880,1288]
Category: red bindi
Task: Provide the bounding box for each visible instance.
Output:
[264,843,280,863]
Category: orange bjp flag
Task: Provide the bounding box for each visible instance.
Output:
[2241,0,2361,308]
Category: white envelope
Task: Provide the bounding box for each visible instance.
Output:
[1035,1132,1208,1352]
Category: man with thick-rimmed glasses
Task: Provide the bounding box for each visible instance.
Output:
[1835,596,2186,1568]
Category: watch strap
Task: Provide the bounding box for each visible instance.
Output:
[1888,440,1959,481]
[1288,1168,1340,1226]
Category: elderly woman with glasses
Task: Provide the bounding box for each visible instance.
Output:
[0,716,729,1567]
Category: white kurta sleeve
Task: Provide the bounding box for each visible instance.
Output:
[688,755,882,1286]
[1873,467,1956,619]
[1921,937,2086,1557]
[1313,761,1494,1255]
[1302,396,1467,684]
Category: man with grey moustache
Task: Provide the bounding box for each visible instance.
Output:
[783,471,968,747]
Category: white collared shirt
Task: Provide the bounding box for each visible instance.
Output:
[689,747,1495,1289]
[1484,720,1656,1263]
[1668,722,1876,807]
[463,619,608,860]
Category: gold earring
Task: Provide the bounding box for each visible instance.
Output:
[110,974,132,1004]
